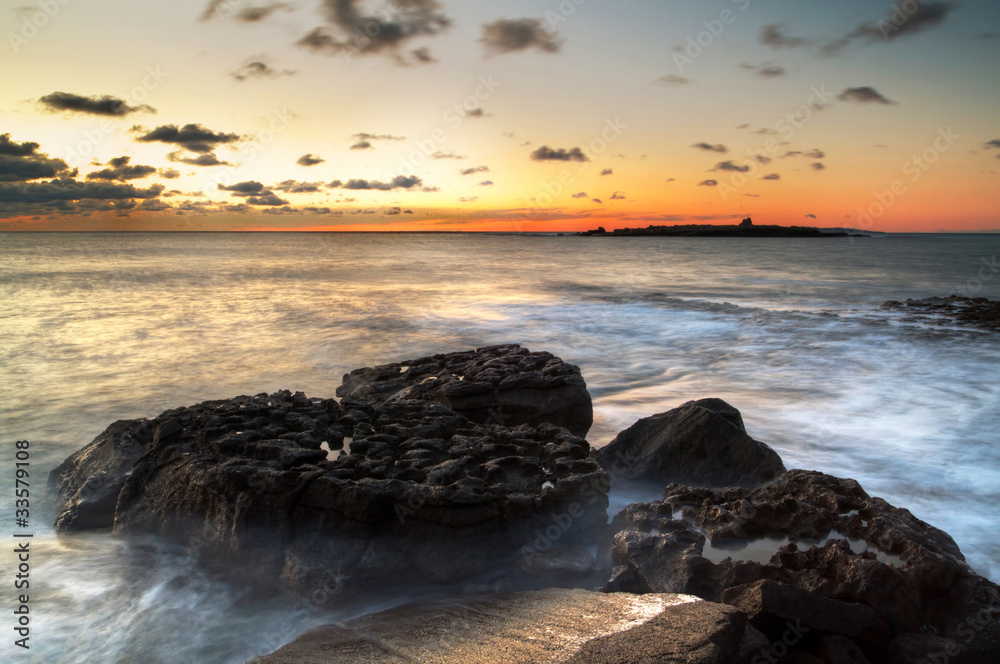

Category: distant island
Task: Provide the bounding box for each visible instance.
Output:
[579,217,870,238]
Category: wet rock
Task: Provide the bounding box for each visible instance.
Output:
[595,398,785,488]
[53,390,609,598]
[336,344,594,437]
[600,470,1000,662]
[816,635,870,664]
[879,295,1000,331]
[246,589,763,664]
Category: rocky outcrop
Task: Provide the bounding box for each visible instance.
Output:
[51,387,608,598]
[880,295,1000,331]
[246,589,768,664]
[601,470,1000,663]
[336,344,594,437]
[595,398,785,488]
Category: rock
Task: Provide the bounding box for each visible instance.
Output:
[879,296,1000,332]
[48,418,155,530]
[816,635,870,664]
[246,589,763,664]
[601,470,1000,660]
[53,390,609,598]
[595,398,785,488]
[336,344,594,437]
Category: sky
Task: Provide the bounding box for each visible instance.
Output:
[1,0,998,232]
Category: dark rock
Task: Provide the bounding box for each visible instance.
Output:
[246,589,764,664]
[879,295,1000,332]
[595,398,785,488]
[816,635,870,664]
[53,391,609,598]
[601,470,1000,660]
[336,344,594,437]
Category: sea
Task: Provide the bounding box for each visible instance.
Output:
[1,231,998,663]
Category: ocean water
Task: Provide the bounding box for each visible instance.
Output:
[1,231,998,662]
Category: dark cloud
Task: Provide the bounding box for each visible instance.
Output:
[610,191,626,200]
[482,18,560,55]
[158,168,181,179]
[465,108,490,118]
[478,180,493,186]
[86,156,157,181]
[712,160,751,173]
[350,141,373,150]
[698,180,719,187]
[460,166,489,175]
[38,92,155,116]
[218,181,267,196]
[230,60,296,82]
[983,140,1000,149]
[411,47,435,63]
[755,155,773,164]
[0,134,72,182]
[761,173,781,180]
[297,153,325,166]
[331,175,428,191]
[838,87,896,104]
[353,133,405,142]
[166,152,232,167]
[235,3,287,22]
[592,198,602,204]
[297,0,450,64]
[691,142,727,153]
[136,124,241,153]
[530,146,588,162]
[246,194,289,206]
[783,149,825,159]
[805,214,817,218]
[742,62,786,78]
[386,206,402,215]
[656,74,690,86]
[811,162,825,171]
[600,168,613,176]
[571,192,588,199]
[273,180,322,193]
[761,24,806,48]
[459,196,478,203]
[823,2,956,54]
[0,178,164,218]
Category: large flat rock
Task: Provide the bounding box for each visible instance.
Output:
[247,589,765,664]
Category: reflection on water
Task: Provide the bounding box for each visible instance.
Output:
[1,231,998,662]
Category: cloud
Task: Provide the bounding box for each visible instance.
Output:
[805,214,817,218]
[235,3,287,22]
[38,92,155,116]
[742,63,786,78]
[230,60,296,82]
[296,0,450,64]
[166,151,232,167]
[478,180,493,186]
[761,24,806,48]
[246,194,289,206]
[698,180,719,187]
[296,153,325,167]
[460,166,489,175]
[353,133,405,142]
[330,175,429,191]
[272,180,322,193]
[811,162,825,171]
[783,149,825,159]
[481,18,560,55]
[656,74,690,86]
[761,173,781,180]
[838,87,896,105]
[432,151,464,159]
[691,142,727,153]
[983,140,1000,149]
[0,178,165,218]
[600,168,613,176]
[0,134,73,182]
[218,181,267,196]
[571,192,588,199]
[530,146,588,162]
[465,108,490,118]
[459,196,478,203]
[158,168,180,179]
[136,124,241,153]
[712,160,751,173]
[350,141,373,150]
[610,191,626,200]
[823,2,956,54]
[86,156,157,181]
[592,198,602,204]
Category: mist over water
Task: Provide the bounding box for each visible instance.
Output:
[1,231,998,663]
